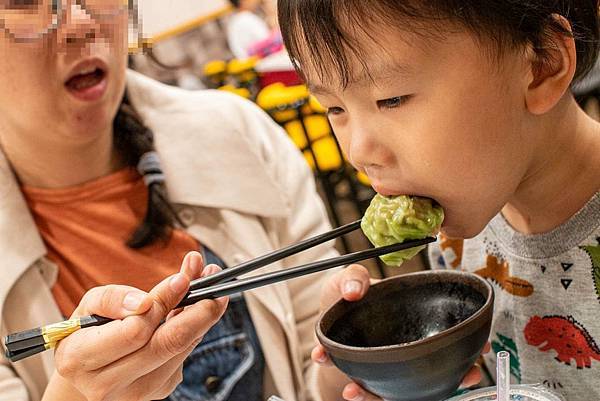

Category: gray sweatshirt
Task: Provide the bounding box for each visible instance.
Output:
[430,192,600,401]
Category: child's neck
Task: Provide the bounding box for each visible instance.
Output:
[502,99,600,235]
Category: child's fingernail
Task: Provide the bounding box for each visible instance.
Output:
[169,273,188,293]
[316,354,328,363]
[343,280,362,295]
[347,392,364,401]
[123,291,145,311]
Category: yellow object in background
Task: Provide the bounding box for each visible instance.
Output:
[356,171,371,186]
[284,115,331,149]
[203,60,227,76]
[255,83,344,173]
[308,95,327,114]
[203,60,228,87]
[218,84,251,99]
[256,83,303,122]
[303,137,343,172]
[227,57,259,85]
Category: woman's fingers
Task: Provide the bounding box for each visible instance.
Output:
[180,251,204,281]
[127,340,200,399]
[55,285,157,373]
[72,284,153,320]
[320,264,371,310]
[57,266,193,372]
[53,253,227,401]
[343,382,382,401]
[95,291,228,384]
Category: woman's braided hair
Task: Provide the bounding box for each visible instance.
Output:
[112,94,184,248]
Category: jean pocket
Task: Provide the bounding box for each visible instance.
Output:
[169,332,256,401]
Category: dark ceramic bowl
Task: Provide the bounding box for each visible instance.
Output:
[316,270,494,401]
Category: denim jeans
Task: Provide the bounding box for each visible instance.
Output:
[164,247,265,401]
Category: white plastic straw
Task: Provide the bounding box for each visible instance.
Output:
[497,351,511,401]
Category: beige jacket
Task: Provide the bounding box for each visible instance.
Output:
[0,71,339,401]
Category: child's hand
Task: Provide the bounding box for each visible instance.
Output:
[314,265,490,401]
[47,251,228,401]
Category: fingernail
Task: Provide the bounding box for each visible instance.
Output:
[202,264,219,277]
[316,354,327,364]
[189,253,202,277]
[170,273,188,293]
[123,291,145,311]
[347,392,364,401]
[343,280,362,296]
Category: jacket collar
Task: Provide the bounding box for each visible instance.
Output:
[0,152,46,308]
[0,69,290,308]
[125,69,291,218]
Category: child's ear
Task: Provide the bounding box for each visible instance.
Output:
[525,15,577,115]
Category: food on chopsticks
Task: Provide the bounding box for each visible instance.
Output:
[361,194,444,266]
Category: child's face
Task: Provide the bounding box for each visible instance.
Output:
[306,28,535,238]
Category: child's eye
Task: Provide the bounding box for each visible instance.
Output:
[327,107,345,116]
[377,96,410,110]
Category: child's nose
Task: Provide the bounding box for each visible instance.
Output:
[347,120,383,170]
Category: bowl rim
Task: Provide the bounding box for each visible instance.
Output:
[316,270,494,362]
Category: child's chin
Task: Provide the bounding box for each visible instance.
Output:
[440,220,485,240]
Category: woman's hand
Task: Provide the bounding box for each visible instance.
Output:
[45,251,228,401]
[313,265,489,401]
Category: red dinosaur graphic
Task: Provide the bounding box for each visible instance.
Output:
[475,255,534,297]
[439,235,464,269]
[524,315,600,369]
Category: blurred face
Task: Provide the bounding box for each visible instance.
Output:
[305,27,535,238]
[240,0,261,11]
[0,0,129,147]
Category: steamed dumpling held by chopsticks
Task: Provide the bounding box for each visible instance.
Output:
[361,195,444,266]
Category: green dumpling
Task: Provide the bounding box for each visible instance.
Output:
[361,194,444,266]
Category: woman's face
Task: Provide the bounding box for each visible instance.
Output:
[0,1,129,147]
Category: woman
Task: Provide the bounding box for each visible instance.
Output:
[0,2,338,401]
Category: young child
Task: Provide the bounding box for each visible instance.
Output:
[277,1,600,401]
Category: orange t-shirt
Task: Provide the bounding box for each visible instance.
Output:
[22,168,199,317]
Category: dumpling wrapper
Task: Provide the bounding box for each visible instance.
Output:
[361,194,444,266]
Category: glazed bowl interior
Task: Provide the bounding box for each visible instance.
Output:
[317,270,494,401]
[325,274,486,348]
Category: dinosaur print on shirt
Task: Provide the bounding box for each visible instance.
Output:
[524,315,600,369]
[475,255,534,297]
[439,235,464,269]
[580,243,600,303]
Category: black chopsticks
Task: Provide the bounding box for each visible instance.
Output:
[4,218,435,362]
[177,237,435,307]
[185,219,362,292]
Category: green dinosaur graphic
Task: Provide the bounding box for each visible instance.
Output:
[492,333,522,383]
[580,244,600,303]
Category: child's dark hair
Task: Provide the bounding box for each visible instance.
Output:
[113,95,184,248]
[278,0,600,87]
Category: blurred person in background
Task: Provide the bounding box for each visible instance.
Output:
[0,1,343,401]
[226,0,271,59]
